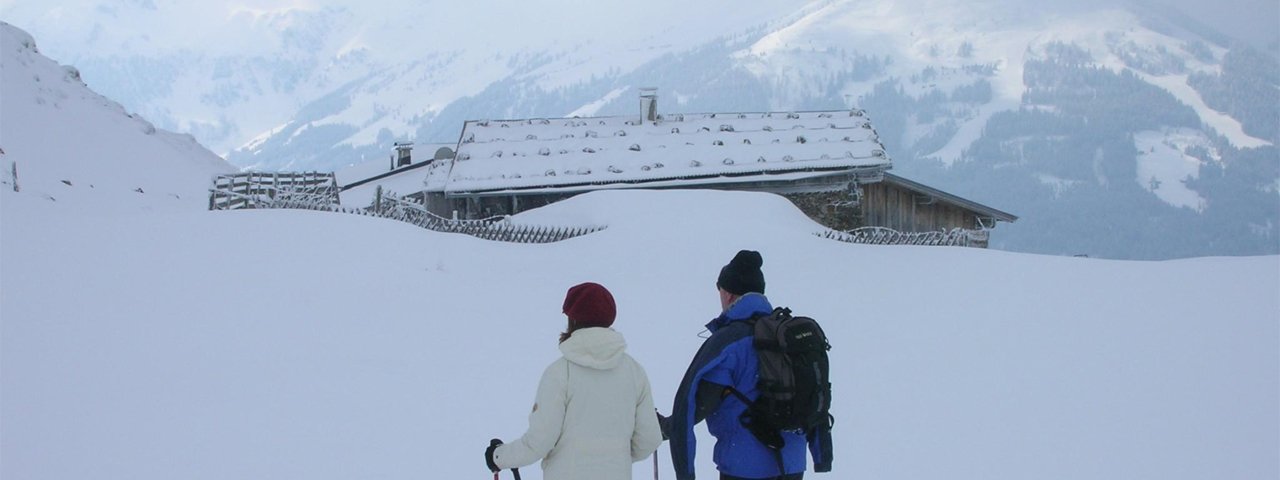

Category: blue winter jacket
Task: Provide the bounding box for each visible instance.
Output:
[668,293,831,480]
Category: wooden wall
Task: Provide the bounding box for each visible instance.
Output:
[859,182,980,232]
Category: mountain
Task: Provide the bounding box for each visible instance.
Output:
[0,21,234,211]
[2,0,1276,259]
[2,15,1277,479]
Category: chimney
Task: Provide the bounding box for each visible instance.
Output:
[639,87,658,122]
[394,141,414,168]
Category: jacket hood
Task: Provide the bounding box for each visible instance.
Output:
[559,327,627,370]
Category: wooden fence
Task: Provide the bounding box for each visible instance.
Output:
[366,190,605,243]
[818,226,987,247]
[209,176,604,244]
[209,172,339,210]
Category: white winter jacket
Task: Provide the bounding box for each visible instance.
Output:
[493,327,663,480]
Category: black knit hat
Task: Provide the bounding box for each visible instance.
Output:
[717,250,765,296]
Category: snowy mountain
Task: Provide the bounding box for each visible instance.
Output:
[0,21,234,211]
[2,0,1276,259]
[2,13,1278,479]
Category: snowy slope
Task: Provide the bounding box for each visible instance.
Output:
[0,17,1276,480]
[0,22,234,211]
[3,185,1276,480]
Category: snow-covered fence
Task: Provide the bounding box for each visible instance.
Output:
[818,226,988,247]
[211,178,604,244]
[366,190,605,243]
[209,172,339,210]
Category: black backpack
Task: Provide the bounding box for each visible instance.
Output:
[729,307,834,450]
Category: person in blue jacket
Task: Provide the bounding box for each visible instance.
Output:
[659,250,831,480]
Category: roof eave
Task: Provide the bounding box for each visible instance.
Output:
[882,172,1018,223]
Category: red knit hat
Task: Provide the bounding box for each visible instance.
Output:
[562,282,616,328]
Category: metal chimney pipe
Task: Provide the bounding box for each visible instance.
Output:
[639,87,657,122]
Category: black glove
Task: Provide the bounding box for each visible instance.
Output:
[656,411,670,441]
[485,438,503,472]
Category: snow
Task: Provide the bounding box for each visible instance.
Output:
[1134,128,1218,211]
[565,86,631,118]
[1136,73,1272,149]
[4,184,1278,480]
[441,109,887,193]
[0,0,803,155]
[337,166,431,208]
[0,21,234,210]
[3,18,1279,480]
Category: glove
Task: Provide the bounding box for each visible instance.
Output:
[655,411,670,441]
[485,438,503,472]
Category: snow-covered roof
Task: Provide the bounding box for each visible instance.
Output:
[339,165,432,207]
[429,109,891,195]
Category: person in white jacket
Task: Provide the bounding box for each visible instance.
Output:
[486,282,663,480]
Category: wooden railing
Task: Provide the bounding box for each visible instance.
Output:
[367,190,605,243]
[818,226,988,247]
[209,175,604,244]
[209,172,339,210]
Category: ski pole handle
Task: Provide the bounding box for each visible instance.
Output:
[511,468,522,480]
